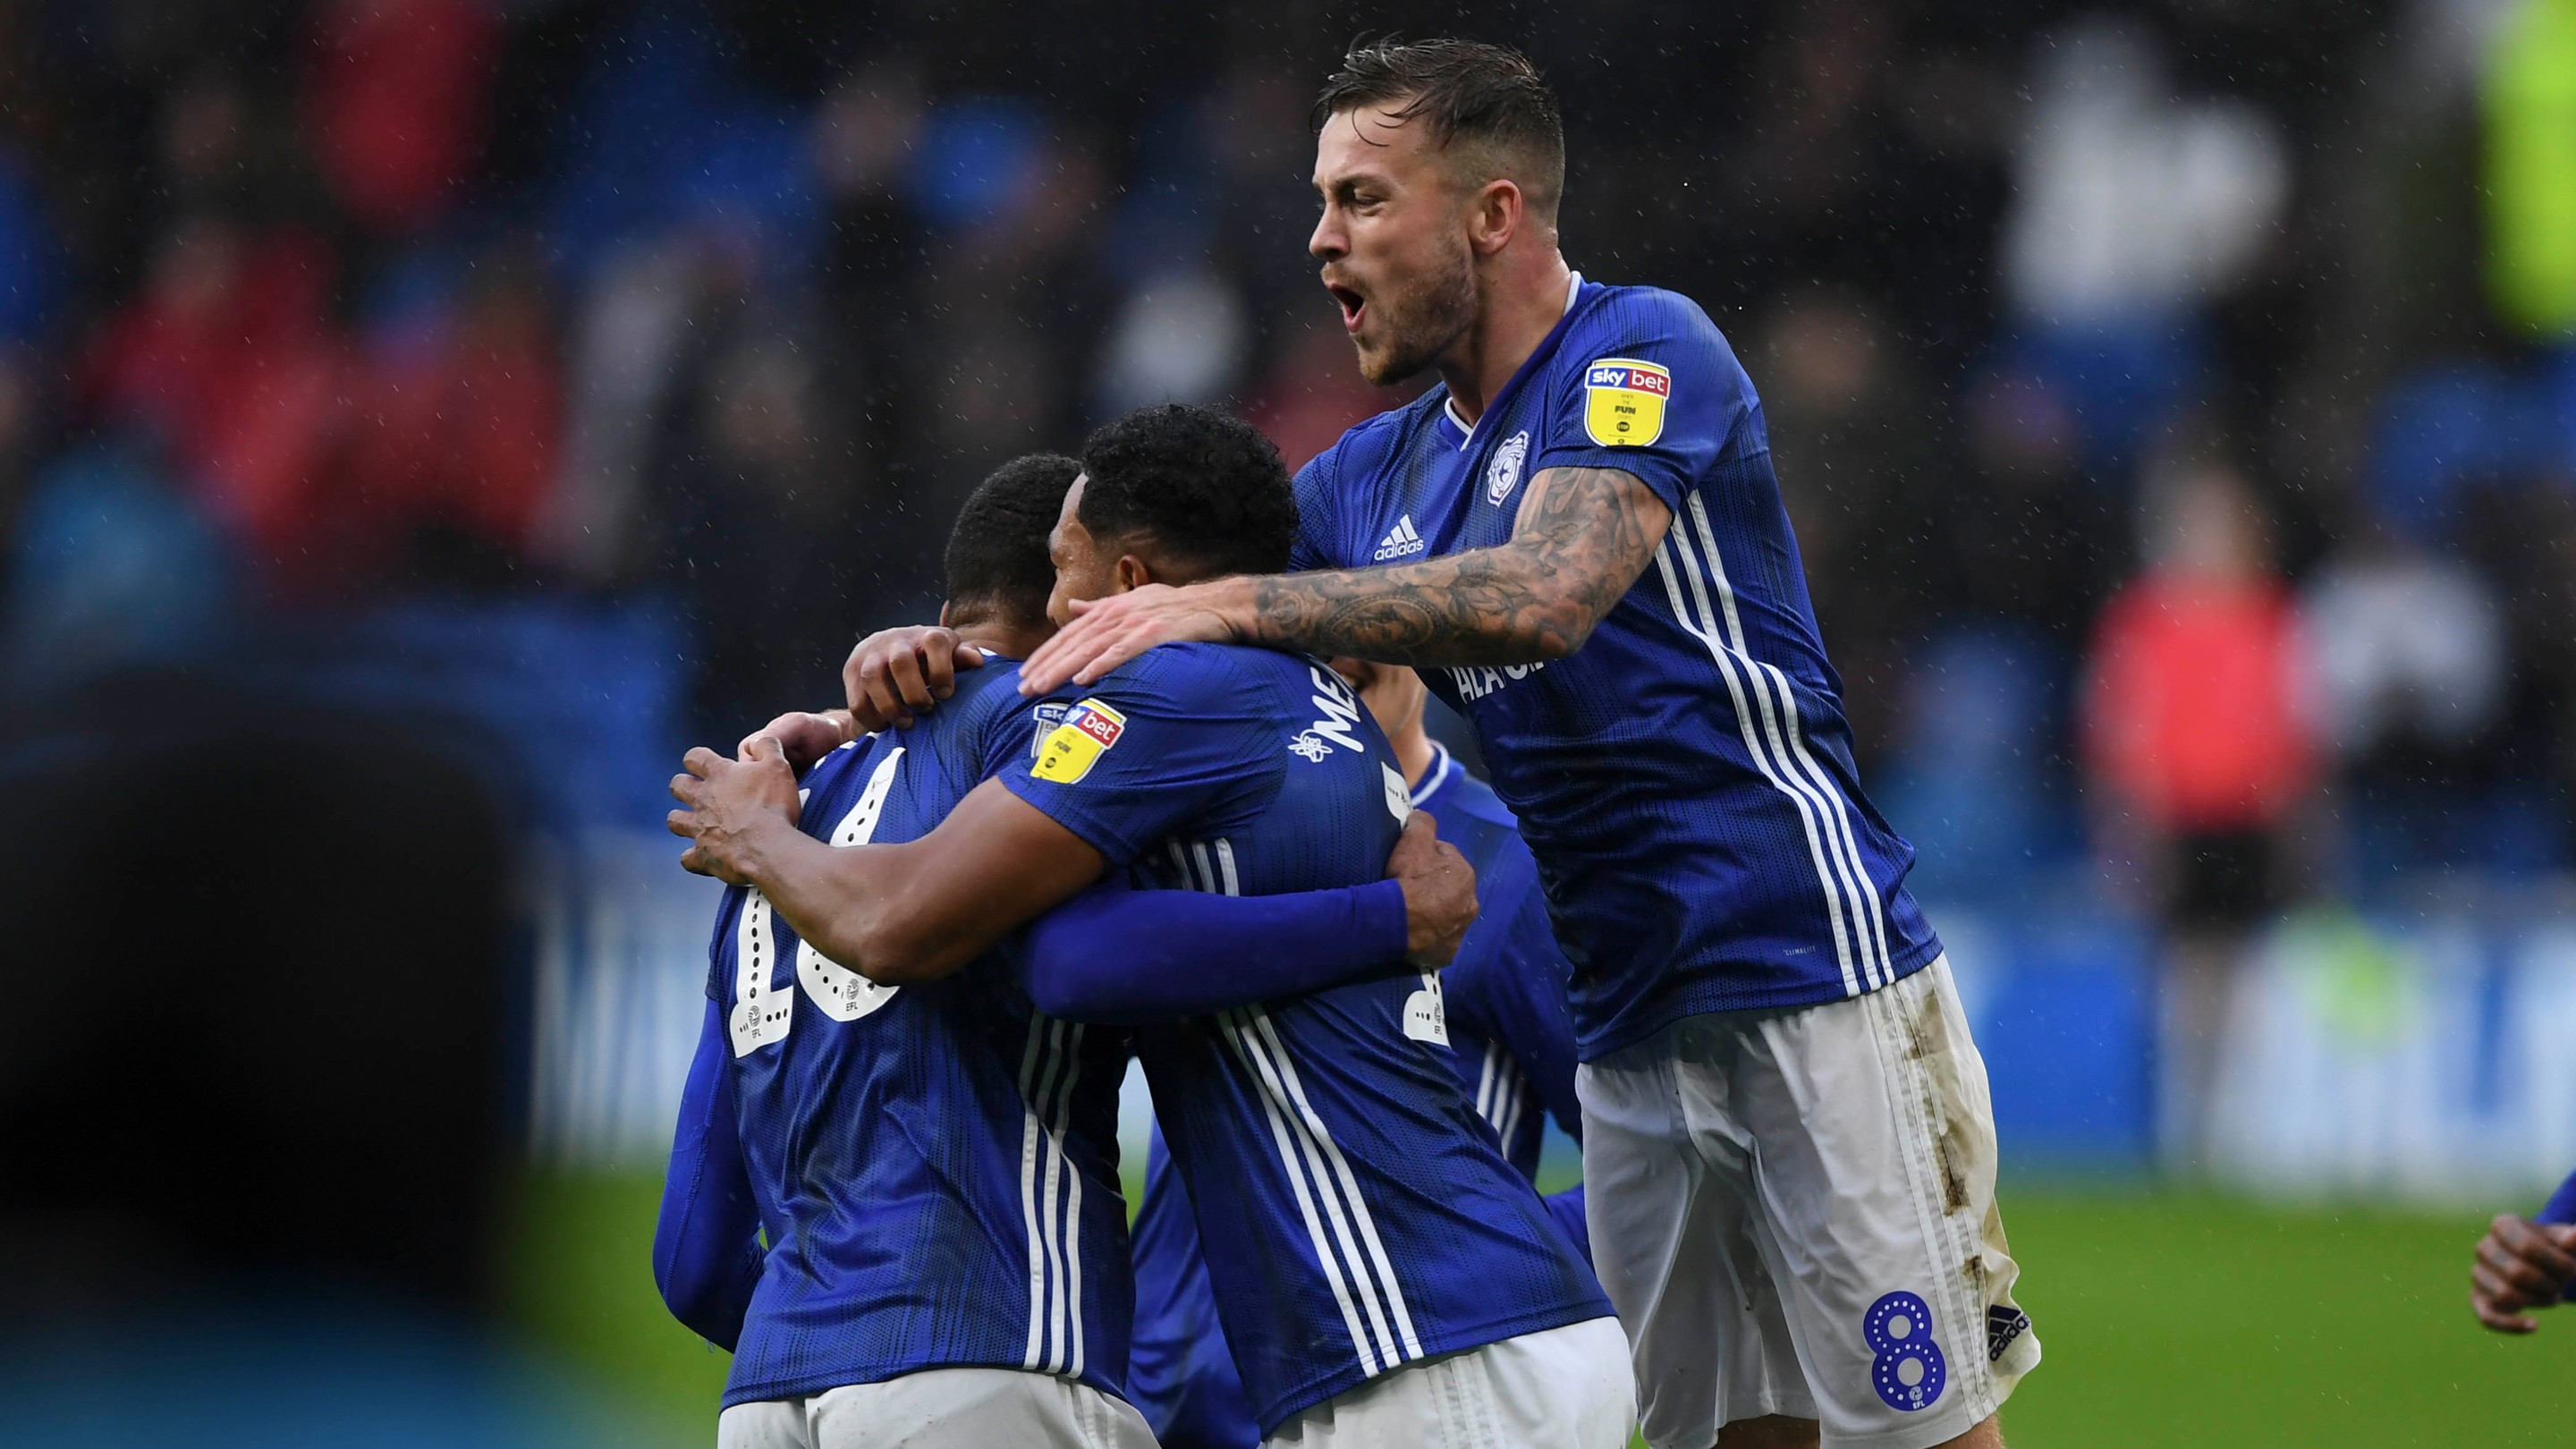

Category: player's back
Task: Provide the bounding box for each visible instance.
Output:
[1126,741,1593,1449]
[712,661,1131,1409]
[1010,642,1611,1432]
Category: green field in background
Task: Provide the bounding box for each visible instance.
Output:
[512,1172,2574,1447]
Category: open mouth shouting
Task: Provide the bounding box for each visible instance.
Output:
[1325,279,1368,334]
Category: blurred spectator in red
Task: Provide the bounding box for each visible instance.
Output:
[78,218,347,570]
[346,247,563,572]
[1241,318,1394,473]
[2082,455,2316,1169]
[302,0,499,235]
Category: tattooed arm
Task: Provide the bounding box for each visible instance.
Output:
[1019,466,1670,691]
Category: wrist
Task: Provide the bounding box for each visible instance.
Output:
[1210,573,1265,646]
[727,811,801,888]
[1356,878,1412,962]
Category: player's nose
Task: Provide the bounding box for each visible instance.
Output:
[1308,208,1343,260]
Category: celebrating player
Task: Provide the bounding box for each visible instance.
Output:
[653,449,1479,1449]
[1123,653,1596,1449]
[674,404,1631,1448]
[1000,39,2038,1449]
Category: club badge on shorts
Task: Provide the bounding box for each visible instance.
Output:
[1031,699,1126,784]
[1582,358,1671,445]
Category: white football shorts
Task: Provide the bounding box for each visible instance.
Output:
[1259,1315,1635,1449]
[716,1366,1158,1449]
[1577,954,2040,1449]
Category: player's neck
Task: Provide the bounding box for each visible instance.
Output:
[1391,724,1440,791]
[952,618,1051,663]
[1439,250,1573,427]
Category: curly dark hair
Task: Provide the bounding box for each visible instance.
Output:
[1076,404,1297,580]
[945,453,1080,629]
[1312,37,1564,221]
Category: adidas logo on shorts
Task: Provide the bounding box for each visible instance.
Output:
[1986,1305,2031,1363]
[1372,514,1426,562]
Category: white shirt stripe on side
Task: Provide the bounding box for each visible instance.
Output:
[1665,508,1885,990]
[1016,1018,1053,1369]
[1050,1021,1089,1377]
[1217,1008,1384,1377]
[1224,1011,1402,1367]
[1030,1018,1072,1371]
[1246,1010,1424,1360]
[1686,493,1896,984]
[1653,527,1867,996]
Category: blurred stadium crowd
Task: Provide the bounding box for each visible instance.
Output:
[0,0,2572,911]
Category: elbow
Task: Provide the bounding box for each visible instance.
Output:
[665,1290,742,1353]
[652,1252,721,1341]
[1024,974,1080,1021]
[1526,623,1585,660]
[1518,597,1601,661]
[852,935,941,987]
[1022,961,1102,1021]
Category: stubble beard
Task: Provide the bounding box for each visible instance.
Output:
[1352,244,1479,388]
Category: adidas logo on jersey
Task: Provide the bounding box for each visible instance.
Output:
[1372,514,1426,561]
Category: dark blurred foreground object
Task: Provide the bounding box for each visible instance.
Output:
[0,676,624,1445]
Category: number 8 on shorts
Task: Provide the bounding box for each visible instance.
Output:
[1864,1291,1946,1412]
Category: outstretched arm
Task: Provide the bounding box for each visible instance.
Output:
[670,741,1106,987]
[1020,466,1671,691]
[1020,811,1479,1023]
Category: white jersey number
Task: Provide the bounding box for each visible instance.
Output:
[728,747,907,1056]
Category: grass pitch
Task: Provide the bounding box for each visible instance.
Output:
[511,1172,2572,1446]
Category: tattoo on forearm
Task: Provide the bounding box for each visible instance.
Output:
[1245,466,1668,665]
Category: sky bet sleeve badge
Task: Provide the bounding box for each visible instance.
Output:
[1583,358,1671,445]
[1031,699,1127,784]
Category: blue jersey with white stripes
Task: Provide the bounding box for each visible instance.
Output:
[1125,742,1593,1449]
[1006,643,1612,1433]
[1292,274,1944,1056]
[1411,746,1585,1174]
[708,662,1132,1409]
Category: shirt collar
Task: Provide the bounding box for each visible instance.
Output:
[1408,741,1456,809]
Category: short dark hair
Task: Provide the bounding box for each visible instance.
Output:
[1077,404,1296,580]
[945,453,1080,628]
[1312,38,1565,221]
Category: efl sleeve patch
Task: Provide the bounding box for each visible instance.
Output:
[1030,699,1126,784]
[1582,358,1671,446]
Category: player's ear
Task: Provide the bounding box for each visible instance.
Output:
[1111,553,1153,595]
[938,599,953,627]
[1467,177,1521,258]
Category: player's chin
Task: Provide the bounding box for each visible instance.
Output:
[1351,338,1407,388]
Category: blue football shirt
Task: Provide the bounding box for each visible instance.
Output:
[1124,741,1596,1449]
[1292,272,1943,1056]
[707,661,1133,1409]
[1006,643,1612,1432]
[1411,744,1585,1174]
